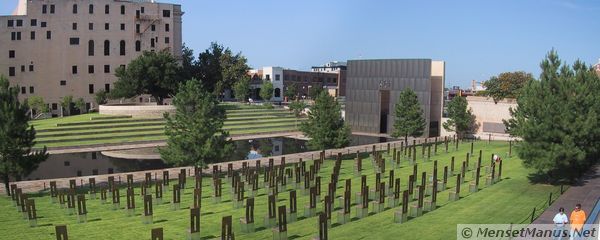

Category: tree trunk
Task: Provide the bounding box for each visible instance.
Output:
[3,175,9,196]
[404,135,408,146]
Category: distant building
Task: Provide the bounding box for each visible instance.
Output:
[345,59,445,137]
[311,61,347,97]
[247,65,345,102]
[594,59,600,76]
[0,0,183,114]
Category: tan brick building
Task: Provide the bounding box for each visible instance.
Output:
[0,0,182,114]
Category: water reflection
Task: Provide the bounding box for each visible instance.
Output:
[24,135,394,181]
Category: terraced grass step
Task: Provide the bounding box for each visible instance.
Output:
[55,118,164,127]
[36,121,167,133]
[37,126,166,138]
[89,115,132,120]
[226,111,294,118]
[36,124,301,145]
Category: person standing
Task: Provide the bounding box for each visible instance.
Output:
[569,204,586,240]
[552,207,568,240]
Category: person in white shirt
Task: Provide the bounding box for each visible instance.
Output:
[552,207,569,240]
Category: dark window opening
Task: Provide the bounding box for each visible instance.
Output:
[104,65,110,73]
[46,31,51,39]
[30,31,35,40]
[165,23,170,32]
[72,22,77,30]
[9,67,15,76]
[9,50,15,58]
[69,37,79,45]
[72,65,78,74]
[29,86,34,94]
[60,80,66,86]
[120,5,125,15]
[50,5,55,14]
[72,4,78,14]
[88,84,94,94]
[104,40,110,56]
[163,10,171,17]
[88,40,94,56]
[105,5,109,14]
[30,19,37,26]
[135,40,141,51]
[89,4,94,14]
[119,40,126,55]
[88,65,94,74]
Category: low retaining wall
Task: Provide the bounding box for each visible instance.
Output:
[99,104,175,118]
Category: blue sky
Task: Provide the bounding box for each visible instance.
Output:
[2,0,599,88]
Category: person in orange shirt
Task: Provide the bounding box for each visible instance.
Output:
[569,203,586,240]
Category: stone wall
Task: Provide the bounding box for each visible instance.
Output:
[99,104,175,118]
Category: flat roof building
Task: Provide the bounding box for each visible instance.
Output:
[0,0,182,113]
[345,59,445,137]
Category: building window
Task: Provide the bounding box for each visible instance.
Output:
[88,40,94,56]
[120,40,126,56]
[41,22,47,28]
[165,37,169,44]
[274,88,281,98]
[72,65,78,74]
[50,5,55,14]
[151,24,156,31]
[60,80,66,86]
[163,10,171,17]
[135,40,141,52]
[275,74,280,81]
[141,7,145,13]
[8,20,14,27]
[150,38,155,48]
[9,67,15,76]
[9,50,15,58]
[88,65,94,74]
[21,65,25,72]
[42,5,47,14]
[72,22,77,30]
[266,74,270,80]
[29,65,33,72]
[30,19,37,26]
[105,84,110,92]
[104,23,109,30]
[165,24,170,32]
[16,32,21,40]
[89,84,94,94]
[121,5,125,15]
[16,20,23,27]
[30,31,35,40]
[69,37,79,45]
[29,86,34,94]
[104,40,110,56]
[46,31,51,39]
[104,65,110,73]
[105,5,109,14]
[88,23,93,30]
[52,103,58,110]
[120,23,125,31]
[21,87,26,94]
[11,32,21,40]
[73,4,78,14]
[136,24,140,33]
[64,161,70,166]
[89,4,94,14]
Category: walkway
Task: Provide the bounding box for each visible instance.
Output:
[532,165,600,224]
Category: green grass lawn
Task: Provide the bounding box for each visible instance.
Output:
[0,141,560,239]
[30,105,304,148]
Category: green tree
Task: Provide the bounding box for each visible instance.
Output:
[505,50,600,183]
[260,80,274,101]
[110,50,182,105]
[195,42,249,97]
[159,79,234,168]
[233,76,250,102]
[443,96,476,139]
[26,96,49,114]
[309,86,323,100]
[484,71,533,103]
[0,75,48,195]
[300,91,351,150]
[74,97,86,114]
[391,89,426,144]
[285,83,297,100]
[60,95,73,117]
[289,100,308,117]
[95,90,108,106]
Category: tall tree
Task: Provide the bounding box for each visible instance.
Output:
[159,79,233,168]
[196,42,249,97]
[443,96,476,139]
[233,75,250,102]
[0,75,48,195]
[60,95,73,117]
[505,50,600,182]
[284,83,297,101]
[110,50,182,105]
[391,89,426,144]
[484,71,533,103]
[74,98,86,114]
[260,80,274,101]
[95,90,108,106]
[300,91,351,150]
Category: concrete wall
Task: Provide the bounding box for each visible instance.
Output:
[346,59,444,136]
[0,0,182,114]
[99,104,174,118]
[467,96,516,138]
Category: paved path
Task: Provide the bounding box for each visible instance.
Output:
[532,165,600,224]
[2,136,433,194]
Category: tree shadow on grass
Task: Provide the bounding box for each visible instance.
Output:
[288,234,302,240]
[88,218,102,222]
[37,223,54,227]
[154,219,168,223]
[201,212,214,216]
[200,235,216,240]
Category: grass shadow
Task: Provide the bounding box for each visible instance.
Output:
[288,235,302,240]
[154,219,168,223]
[88,218,102,222]
[200,235,216,240]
